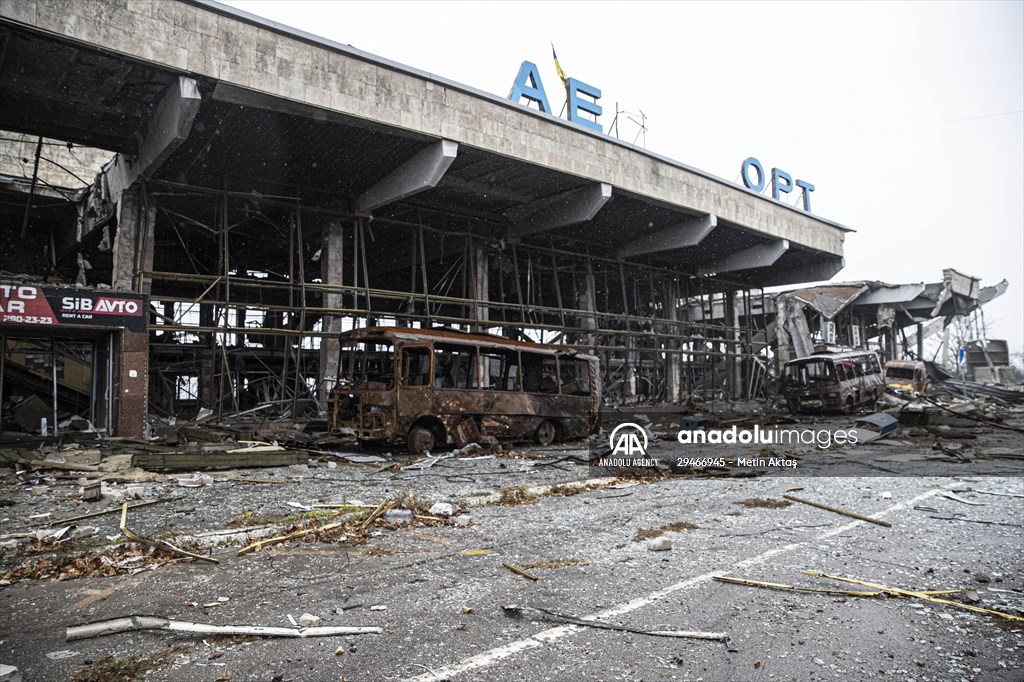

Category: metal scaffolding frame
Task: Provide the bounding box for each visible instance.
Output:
[138,181,773,418]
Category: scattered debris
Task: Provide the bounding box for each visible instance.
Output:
[176,475,213,488]
[647,537,672,552]
[359,499,395,531]
[936,491,986,506]
[81,481,102,502]
[938,380,1024,405]
[635,521,698,539]
[336,454,390,464]
[382,509,414,524]
[405,454,453,471]
[132,449,307,472]
[502,604,730,644]
[925,512,1022,527]
[520,558,589,570]
[853,413,899,436]
[804,572,1024,622]
[502,562,539,581]
[2,545,171,583]
[782,494,892,527]
[969,489,1024,498]
[237,520,348,555]
[226,477,286,484]
[427,502,456,518]
[119,503,218,564]
[48,498,166,526]
[65,615,383,640]
[45,650,81,661]
[715,575,881,597]
[734,498,792,509]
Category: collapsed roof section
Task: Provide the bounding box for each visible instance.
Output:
[775,269,1009,362]
[780,270,1006,326]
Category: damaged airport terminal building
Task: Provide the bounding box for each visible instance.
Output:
[0,0,1012,440]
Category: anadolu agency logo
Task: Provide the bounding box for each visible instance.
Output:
[599,423,658,468]
[609,422,648,456]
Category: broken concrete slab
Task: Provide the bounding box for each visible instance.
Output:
[647,537,672,551]
[428,502,455,518]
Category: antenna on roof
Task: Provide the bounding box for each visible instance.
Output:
[609,103,648,148]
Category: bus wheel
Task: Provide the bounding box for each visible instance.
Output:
[534,420,556,446]
[844,397,855,414]
[407,425,435,454]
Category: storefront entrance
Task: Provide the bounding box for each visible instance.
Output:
[0,331,113,435]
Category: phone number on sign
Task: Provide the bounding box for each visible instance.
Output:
[0,315,53,324]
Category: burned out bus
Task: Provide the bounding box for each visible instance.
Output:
[327,327,601,453]
[783,349,884,414]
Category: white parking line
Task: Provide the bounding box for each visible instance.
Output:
[404,486,944,682]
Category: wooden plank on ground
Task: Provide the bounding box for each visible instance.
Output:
[131,450,307,471]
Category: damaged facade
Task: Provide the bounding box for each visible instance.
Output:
[0,1,1011,440]
[0,4,1021,682]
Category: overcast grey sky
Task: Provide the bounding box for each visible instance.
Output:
[225,0,1024,353]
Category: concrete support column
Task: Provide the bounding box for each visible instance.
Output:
[319,220,345,402]
[776,297,791,370]
[724,291,742,401]
[577,264,598,350]
[115,330,149,439]
[199,305,215,407]
[664,281,681,403]
[734,291,745,400]
[111,184,156,293]
[470,246,489,333]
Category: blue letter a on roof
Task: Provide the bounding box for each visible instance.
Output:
[508,61,551,113]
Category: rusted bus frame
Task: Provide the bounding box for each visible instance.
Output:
[330,327,602,450]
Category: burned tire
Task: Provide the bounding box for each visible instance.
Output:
[407,425,435,454]
[534,420,556,446]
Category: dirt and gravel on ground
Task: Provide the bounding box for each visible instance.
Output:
[1,414,1022,681]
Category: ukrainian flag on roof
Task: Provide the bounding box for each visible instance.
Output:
[551,43,568,87]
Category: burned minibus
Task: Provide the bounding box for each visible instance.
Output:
[783,349,884,413]
[327,327,601,453]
